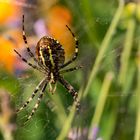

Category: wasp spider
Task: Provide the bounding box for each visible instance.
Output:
[15,15,81,123]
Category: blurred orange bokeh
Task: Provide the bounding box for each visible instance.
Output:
[0,3,76,73]
[0,37,16,72]
[47,5,75,61]
[0,29,23,73]
[0,0,21,24]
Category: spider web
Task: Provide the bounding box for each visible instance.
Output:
[0,0,136,140]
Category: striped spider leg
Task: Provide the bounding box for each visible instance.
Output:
[14,49,45,73]
[60,65,83,74]
[22,15,46,70]
[16,77,48,113]
[58,76,80,110]
[22,15,37,62]
[24,78,48,124]
[15,15,81,123]
[60,25,79,69]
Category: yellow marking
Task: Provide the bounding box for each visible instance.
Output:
[20,107,23,111]
[75,48,78,53]
[39,48,46,66]
[51,72,54,79]
[28,97,32,102]
[35,103,39,108]
[48,46,55,68]
[28,116,31,119]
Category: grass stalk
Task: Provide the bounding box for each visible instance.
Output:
[118,19,136,86]
[56,88,83,140]
[134,40,140,140]
[83,0,124,97]
[88,72,114,139]
[80,0,98,46]
[49,93,67,126]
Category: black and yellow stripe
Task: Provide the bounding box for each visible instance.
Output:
[14,49,44,73]
[16,18,81,124]
[24,81,48,124]
[60,25,79,69]
[22,15,37,61]
[36,36,65,70]
[16,77,48,113]
[58,76,80,111]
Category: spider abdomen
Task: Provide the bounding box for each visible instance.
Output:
[36,36,65,70]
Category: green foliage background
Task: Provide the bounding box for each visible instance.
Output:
[0,0,140,140]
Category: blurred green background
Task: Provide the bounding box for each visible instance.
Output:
[0,0,140,140]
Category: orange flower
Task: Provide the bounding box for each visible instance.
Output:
[0,29,25,73]
[0,0,21,24]
[47,5,75,61]
[0,36,16,72]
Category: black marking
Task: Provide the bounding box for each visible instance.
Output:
[60,65,82,74]
[60,25,79,69]
[36,36,65,70]
[16,19,80,124]
[24,82,48,124]
[22,15,40,65]
[14,49,44,73]
[16,78,48,113]
[58,76,80,110]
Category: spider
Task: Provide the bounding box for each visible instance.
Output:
[14,15,81,123]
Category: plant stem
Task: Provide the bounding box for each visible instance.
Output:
[134,39,140,140]
[88,72,114,139]
[83,0,124,97]
[56,106,75,140]
[80,0,98,46]
[118,19,135,86]
[56,88,83,140]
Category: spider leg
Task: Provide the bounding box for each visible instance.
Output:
[16,77,48,112]
[60,65,82,74]
[22,15,47,70]
[14,49,45,73]
[48,83,57,94]
[24,81,48,124]
[60,25,79,69]
[58,76,80,111]
[22,15,37,62]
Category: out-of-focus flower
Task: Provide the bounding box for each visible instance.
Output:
[46,5,75,61]
[34,19,48,38]
[120,2,140,29]
[67,127,101,140]
[90,126,99,140]
[0,36,16,73]
[68,127,88,140]
[0,28,32,74]
[0,0,21,24]
[0,89,16,140]
[122,2,140,21]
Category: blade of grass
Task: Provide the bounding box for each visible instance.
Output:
[80,0,98,46]
[83,0,124,97]
[49,93,67,126]
[56,88,83,140]
[134,39,140,140]
[118,18,136,86]
[88,72,114,139]
[56,105,75,140]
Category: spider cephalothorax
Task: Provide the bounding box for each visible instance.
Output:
[15,15,81,124]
